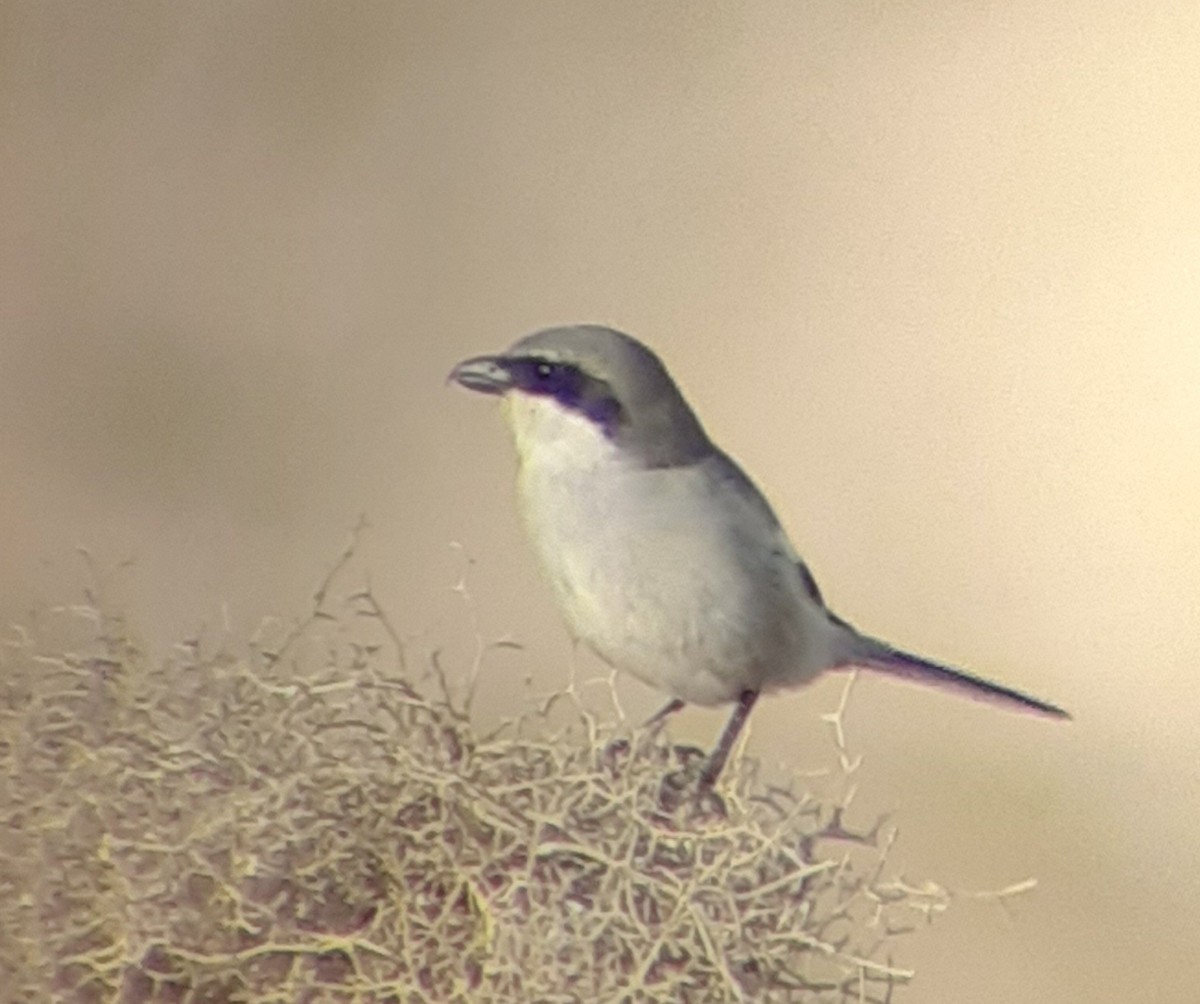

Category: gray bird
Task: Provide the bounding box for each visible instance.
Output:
[450,325,1069,790]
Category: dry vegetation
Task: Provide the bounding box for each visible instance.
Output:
[0,547,1028,1003]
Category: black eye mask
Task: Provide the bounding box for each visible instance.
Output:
[506,356,625,437]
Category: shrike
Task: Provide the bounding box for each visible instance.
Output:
[450,325,1068,790]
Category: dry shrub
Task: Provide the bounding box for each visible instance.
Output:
[0,550,1011,1004]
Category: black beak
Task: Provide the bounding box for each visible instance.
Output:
[448,355,513,395]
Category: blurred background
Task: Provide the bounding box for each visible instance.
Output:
[2,2,1197,1000]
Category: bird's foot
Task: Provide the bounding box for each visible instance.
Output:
[654,746,729,819]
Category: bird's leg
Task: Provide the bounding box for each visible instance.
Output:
[605,698,687,773]
[639,697,687,767]
[642,697,686,731]
[698,689,759,792]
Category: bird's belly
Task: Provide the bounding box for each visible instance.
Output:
[549,557,763,705]
[518,462,820,706]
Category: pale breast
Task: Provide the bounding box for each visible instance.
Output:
[515,447,829,706]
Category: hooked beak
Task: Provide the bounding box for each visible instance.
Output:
[448,355,513,395]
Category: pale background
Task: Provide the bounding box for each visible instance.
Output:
[2,3,1198,1002]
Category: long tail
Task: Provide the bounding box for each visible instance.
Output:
[841,627,1070,720]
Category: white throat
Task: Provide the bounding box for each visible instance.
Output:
[501,392,625,474]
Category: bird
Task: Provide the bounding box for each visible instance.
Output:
[449,325,1069,790]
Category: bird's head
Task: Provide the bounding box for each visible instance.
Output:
[450,325,713,469]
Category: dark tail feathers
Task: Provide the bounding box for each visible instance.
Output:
[848,633,1070,720]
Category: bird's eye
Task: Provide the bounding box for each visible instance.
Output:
[518,358,587,404]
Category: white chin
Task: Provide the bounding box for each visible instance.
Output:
[501,393,617,467]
